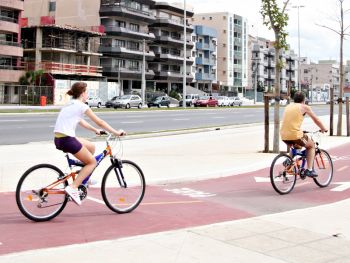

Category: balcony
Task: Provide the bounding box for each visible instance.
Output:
[154,34,194,48]
[196,42,215,51]
[196,57,214,65]
[0,41,22,57]
[34,62,103,77]
[102,65,155,79]
[103,26,155,40]
[156,71,194,81]
[99,5,155,23]
[0,19,20,34]
[195,72,215,81]
[150,18,194,33]
[99,45,155,60]
[0,0,24,10]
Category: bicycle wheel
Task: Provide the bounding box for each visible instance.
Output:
[313,149,333,187]
[16,164,68,222]
[101,160,145,214]
[270,153,297,194]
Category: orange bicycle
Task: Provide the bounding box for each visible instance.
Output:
[16,132,146,222]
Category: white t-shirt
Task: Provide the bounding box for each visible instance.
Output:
[54,99,89,137]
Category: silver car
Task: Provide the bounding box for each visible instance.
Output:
[113,95,143,109]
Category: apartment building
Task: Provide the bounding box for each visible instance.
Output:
[99,0,156,94]
[192,12,248,95]
[249,36,298,101]
[193,25,217,93]
[148,1,194,93]
[300,60,339,102]
[0,0,24,104]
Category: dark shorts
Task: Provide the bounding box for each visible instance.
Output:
[54,136,82,154]
[282,133,309,148]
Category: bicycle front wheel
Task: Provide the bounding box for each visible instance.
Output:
[313,149,333,187]
[16,164,68,222]
[270,154,297,195]
[101,160,146,214]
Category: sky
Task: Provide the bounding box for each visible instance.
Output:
[156,0,350,63]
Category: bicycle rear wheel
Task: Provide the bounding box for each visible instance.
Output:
[270,153,297,194]
[16,164,68,222]
[313,149,333,187]
[101,160,145,214]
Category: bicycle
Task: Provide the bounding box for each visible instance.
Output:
[16,132,146,222]
[270,131,333,195]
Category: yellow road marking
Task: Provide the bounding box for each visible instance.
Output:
[337,165,348,172]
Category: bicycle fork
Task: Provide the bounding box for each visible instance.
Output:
[111,158,127,188]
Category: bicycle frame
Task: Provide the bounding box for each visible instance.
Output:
[41,135,126,197]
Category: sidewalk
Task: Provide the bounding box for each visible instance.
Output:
[1,116,350,262]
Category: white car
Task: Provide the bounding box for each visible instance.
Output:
[217,96,231,106]
[113,94,143,109]
[230,97,243,106]
[86,97,103,108]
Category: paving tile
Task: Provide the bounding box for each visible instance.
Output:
[304,236,350,257]
[265,245,341,263]
[227,234,293,253]
[267,227,327,244]
[191,224,256,241]
[230,219,289,234]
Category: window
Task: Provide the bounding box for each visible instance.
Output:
[116,20,126,27]
[129,60,139,70]
[129,23,139,32]
[49,1,56,12]
[209,17,212,20]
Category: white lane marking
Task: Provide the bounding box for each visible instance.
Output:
[337,165,348,172]
[120,121,144,124]
[0,242,2,245]
[211,116,225,119]
[244,114,255,117]
[331,182,350,192]
[0,120,27,122]
[173,118,190,121]
[86,196,105,204]
[164,187,216,198]
[254,176,270,183]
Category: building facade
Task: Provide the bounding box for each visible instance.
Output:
[99,0,156,95]
[148,1,194,93]
[0,0,24,103]
[249,36,298,101]
[300,60,339,102]
[193,25,217,93]
[192,12,248,95]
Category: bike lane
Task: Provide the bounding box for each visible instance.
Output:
[0,143,349,256]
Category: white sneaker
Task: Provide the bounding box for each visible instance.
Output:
[65,185,82,205]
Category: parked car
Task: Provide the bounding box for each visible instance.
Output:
[113,94,143,109]
[217,96,231,107]
[230,97,243,106]
[194,96,218,107]
[179,94,199,107]
[105,96,120,108]
[147,96,171,108]
[86,97,103,108]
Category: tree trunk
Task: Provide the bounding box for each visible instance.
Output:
[273,47,281,153]
[337,1,344,136]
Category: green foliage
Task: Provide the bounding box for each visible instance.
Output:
[19,70,45,86]
[169,89,181,101]
[261,0,290,69]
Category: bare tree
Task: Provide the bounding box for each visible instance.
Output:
[261,0,290,153]
[318,0,350,136]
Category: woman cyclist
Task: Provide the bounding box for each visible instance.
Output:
[54,82,126,205]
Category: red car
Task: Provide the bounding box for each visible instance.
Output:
[194,96,218,107]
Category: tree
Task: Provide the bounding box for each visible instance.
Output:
[317,0,350,136]
[261,0,290,153]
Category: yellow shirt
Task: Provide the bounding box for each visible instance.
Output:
[280,103,304,140]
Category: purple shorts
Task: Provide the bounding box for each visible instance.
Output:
[54,136,82,154]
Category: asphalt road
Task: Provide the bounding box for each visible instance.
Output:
[0,106,332,145]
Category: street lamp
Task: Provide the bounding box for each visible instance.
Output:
[183,0,187,108]
[292,4,305,91]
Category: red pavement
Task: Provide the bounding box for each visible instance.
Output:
[0,143,349,256]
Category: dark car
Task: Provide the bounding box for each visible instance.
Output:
[105,96,119,108]
[147,96,170,108]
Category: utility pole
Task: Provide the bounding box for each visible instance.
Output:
[141,39,146,107]
[292,5,305,91]
[183,0,187,108]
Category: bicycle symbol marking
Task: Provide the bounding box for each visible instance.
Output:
[164,187,216,198]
